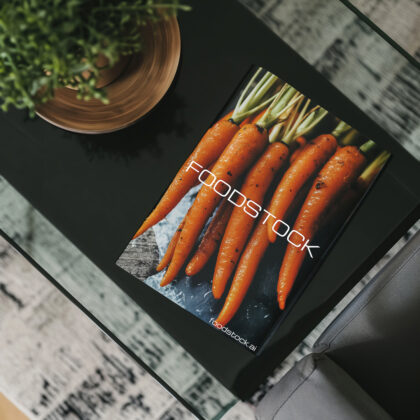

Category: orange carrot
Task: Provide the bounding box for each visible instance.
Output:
[213,180,312,326]
[133,118,240,239]
[223,110,234,121]
[213,177,313,325]
[215,217,270,326]
[158,121,241,256]
[160,124,268,286]
[215,108,334,323]
[267,134,338,243]
[277,145,368,310]
[251,109,267,124]
[212,142,289,298]
[252,109,280,135]
[225,110,252,127]
[185,200,233,276]
[134,70,281,241]
[156,215,187,272]
[134,69,281,239]
[323,150,390,227]
[240,117,252,127]
[191,162,216,188]
[289,136,307,164]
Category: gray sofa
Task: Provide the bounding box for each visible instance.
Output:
[256,230,420,420]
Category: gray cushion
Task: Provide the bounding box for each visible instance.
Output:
[314,230,420,419]
[256,353,392,420]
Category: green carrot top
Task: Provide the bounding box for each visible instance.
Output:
[231,68,280,124]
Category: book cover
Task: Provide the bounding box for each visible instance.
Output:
[116,67,390,353]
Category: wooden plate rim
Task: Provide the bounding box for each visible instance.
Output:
[36,17,181,134]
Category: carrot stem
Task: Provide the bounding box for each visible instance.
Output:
[133,72,279,239]
[270,99,328,145]
[232,94,278,123]
[257,85,302,130]
[232,69,279,123]
[341,128,361,146]
[359,150,391,185]
[244,73,275,109]
[267,93,305,143]
[281,98,311,145]
[268,121,285,144]
[276,96,303,143]
[294,107,328,140]
[235,68,263,111]
[359,140,377,157]
[331,120,351,139]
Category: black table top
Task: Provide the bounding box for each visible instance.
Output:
[1,0,419,401]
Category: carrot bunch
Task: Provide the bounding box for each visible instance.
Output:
[160,83,303,286]
[211,86,303,298]
[216,103,337,325]
[134,68,279,239]
[133,68,389,329]
[276,141,375,310]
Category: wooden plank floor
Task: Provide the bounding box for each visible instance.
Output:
[0,393,28,420]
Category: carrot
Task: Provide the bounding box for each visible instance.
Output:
[185,199,233,276]
[191,162,216,188]
[223,110,234,121]
[213,102,326,316]
[155,113,252,272]
[213,177,312,325]
[323,150,391,227]
[213,105,331,321]
[215,217,270,326]
[212,142,289,298]
[251,108,267,124]
[266,134,338,243]
[277,144,370,310]
[133,118,240,239]
[213,105,333,323]
[240,116,252,127]
[356,149,389,190]
[160,124,269,286]
[213,173,314,325]
[156,215,187,272]
[161,84,298,286]
[134,70,279,240]
[226,109,252,127]
[289,136,307,164]
[253,108,277,136]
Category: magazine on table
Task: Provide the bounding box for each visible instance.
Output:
[116,67,391,353]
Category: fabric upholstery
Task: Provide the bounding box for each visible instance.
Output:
[256,353,392,420]
[257,231,420,420]
[314,231,420,419]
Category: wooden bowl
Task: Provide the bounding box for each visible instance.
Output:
[36,17,181,134]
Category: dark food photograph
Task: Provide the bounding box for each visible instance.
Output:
[116,67,391,352]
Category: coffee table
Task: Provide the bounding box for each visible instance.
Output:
[1,1,419,419]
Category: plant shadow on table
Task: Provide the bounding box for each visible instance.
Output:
[74,90,189,162]
[3,83,189,164]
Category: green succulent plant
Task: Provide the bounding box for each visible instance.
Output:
[0,0,189,115]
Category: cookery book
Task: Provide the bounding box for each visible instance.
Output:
[116,67,390,353]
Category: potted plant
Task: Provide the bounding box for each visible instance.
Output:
[0,0,189,117]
